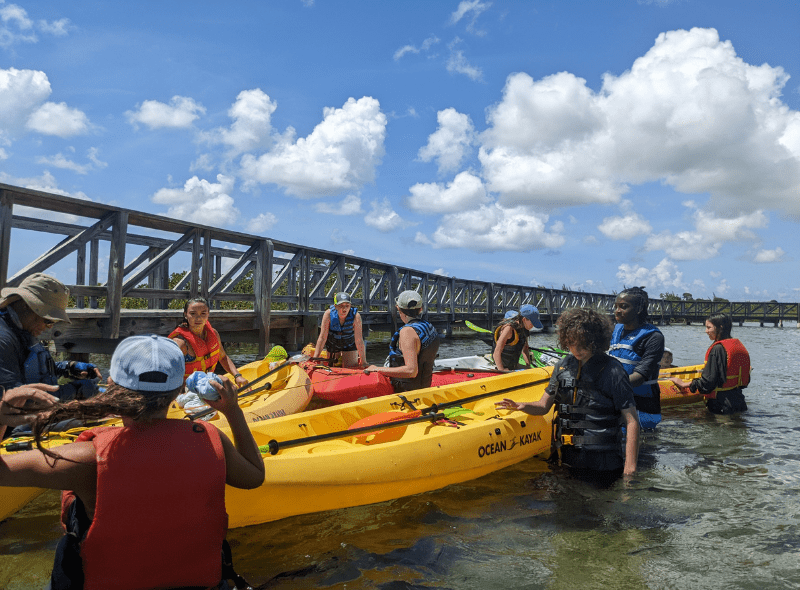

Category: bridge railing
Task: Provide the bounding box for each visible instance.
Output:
[1,183,798,354]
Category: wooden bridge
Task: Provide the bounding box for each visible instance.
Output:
[1,183,798,357]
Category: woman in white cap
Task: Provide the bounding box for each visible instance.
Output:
[364,290,439,392]
[0,334,265,589]
[313,291,366,368]
[0,273,100,415]
[492,304,543,371]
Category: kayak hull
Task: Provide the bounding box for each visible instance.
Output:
[170,362,312,428]
[225,368,554,528]
[659,364,706,407]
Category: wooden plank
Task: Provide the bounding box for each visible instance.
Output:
[209,241,259,298]
[7,212,116,286]
[121,228,196,295]
[105,211,128,339]
[0,190,13,291]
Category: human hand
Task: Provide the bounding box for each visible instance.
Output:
[0,384,59,426]
[363,365,379,375]
[206,376,241,416]
[70,362,102,379]
[234,374,249,388]
[494,398,521,411]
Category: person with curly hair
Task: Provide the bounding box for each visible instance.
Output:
[495,308,640,484]
[608,286,665,429]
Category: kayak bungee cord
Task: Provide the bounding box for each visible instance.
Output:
[262,372,552,456]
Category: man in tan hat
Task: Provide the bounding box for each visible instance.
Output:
[0,273,100,421]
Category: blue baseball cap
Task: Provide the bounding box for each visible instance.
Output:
[504,310,518,319]
[519,304,544,330]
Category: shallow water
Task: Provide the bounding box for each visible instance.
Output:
[1,325,799,589]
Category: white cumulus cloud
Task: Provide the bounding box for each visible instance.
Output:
[126,96,206,130]
[645,207,768,260]
[151,174,239,226]
[418,108,475,174]
[245,212,278,235]
[239,96,387,198]
[406,171,489,213]
[200,88,276,156]
[476,28,800,216]
[315,194,364,215]
[598,212,653,240]
[616,258,685,292]
[416,204,564,252]
[364,198,409,232]
[753,247,785,263]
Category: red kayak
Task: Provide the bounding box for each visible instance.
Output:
[302,362,394,407]
[303,362,505,408]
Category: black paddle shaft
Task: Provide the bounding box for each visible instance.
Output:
[265,372,551,455]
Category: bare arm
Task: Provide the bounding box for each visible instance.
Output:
[365,327,419,379]
[313,310,331,360]
[0,440,97,510]
[215,332,248,387]
[629,371,646,387]
[207,377,265,489]
[494,391,555,416]
[493,325,513,371]
[520,341,533,369]
[353,313,366,368]
[621,406,640,476]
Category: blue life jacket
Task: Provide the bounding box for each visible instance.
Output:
[388,318,440,392]
[608,323,662,427]
[24,341,59,386]
[325,305,358,352]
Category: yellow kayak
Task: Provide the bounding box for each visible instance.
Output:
[0,360,310,522]
[225,367,555,528]
[0,422,123,522]
[168,361,313,429]
[658,363,706,407]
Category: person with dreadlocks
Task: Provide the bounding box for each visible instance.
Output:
[608,287,665,430]
[0,334,264,589]
[495,308,640,485]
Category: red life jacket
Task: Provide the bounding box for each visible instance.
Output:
[61,420,228,590]
[704,338,751,398]
[169,321,223,378]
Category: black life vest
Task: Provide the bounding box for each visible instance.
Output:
[493,319,529,370]
[553,355,625,468]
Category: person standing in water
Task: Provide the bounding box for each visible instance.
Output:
[608,287,665,430]
[669,312,750,414]
[495,308,639,485]
[169,297,248,388]
[313,292,366,368]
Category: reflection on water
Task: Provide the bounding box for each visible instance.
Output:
[2,325,799,589]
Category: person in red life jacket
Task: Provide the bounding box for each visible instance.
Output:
[313,292,366,368]
[0,334,265,590]
[669,312,750,414]
[169,297,249,388]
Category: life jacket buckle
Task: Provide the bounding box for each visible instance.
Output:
[560,433,574,446]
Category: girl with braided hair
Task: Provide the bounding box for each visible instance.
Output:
[608,287,665,430]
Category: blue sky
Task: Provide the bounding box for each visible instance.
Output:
[2,0,799,302]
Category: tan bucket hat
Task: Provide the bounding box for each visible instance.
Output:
[0,273,71,323]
